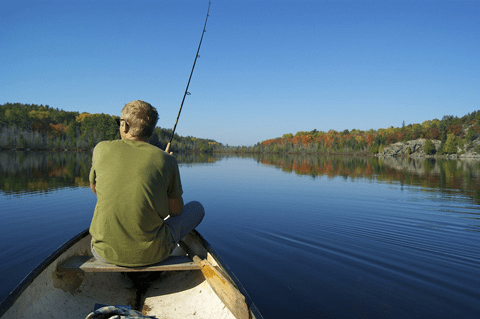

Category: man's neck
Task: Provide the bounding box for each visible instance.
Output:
[123,135,148,143]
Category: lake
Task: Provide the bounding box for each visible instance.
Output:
[0,151,479,318]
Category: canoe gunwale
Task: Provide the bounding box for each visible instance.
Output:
[190,231,264,319]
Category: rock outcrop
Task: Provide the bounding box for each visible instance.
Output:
[378,138,480,159]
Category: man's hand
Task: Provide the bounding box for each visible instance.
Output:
[165,142,172,155]
[168,197,184,217]
[90,183,96,195]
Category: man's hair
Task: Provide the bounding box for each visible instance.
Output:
[121,100,158,139]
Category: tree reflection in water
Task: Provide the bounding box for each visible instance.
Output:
[254,154,480,204]
[1,151,479,205]
[0,151,221,195]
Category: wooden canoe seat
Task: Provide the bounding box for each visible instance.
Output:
[58,255,201,273]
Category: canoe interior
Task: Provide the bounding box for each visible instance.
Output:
[0,229,262,319]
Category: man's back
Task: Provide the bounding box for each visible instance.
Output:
[89,139,183,266]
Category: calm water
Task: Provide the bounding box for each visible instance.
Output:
[0,151,479,318]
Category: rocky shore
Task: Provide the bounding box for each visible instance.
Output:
[377,138,480,159]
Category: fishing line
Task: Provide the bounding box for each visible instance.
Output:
[165,0,211,153]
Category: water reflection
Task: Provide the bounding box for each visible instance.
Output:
[0,151,221,194]
[176,152,221,165]
[253,154,480,204]
[0,151,92,194]
[2,151,480,205]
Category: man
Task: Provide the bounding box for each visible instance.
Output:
[89,100,204,267]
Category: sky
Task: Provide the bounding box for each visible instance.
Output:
[1,0,479,146]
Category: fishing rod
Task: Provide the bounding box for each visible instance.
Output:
[165,0,211,154]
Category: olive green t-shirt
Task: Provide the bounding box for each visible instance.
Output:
[89,139,183,267]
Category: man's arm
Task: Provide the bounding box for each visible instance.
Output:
[90,183,96,195]
[168,197,184,217]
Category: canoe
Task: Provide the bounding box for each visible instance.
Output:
[0,228,262,319]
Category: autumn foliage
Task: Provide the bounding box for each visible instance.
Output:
[254,111,480,155]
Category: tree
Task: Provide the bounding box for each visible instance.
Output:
[442,133,458,154]
[466,127,478,142]
[424,140,436,155]
[18,134,25,149]
[448,124,463,137]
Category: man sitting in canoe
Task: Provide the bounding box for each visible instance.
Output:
[88,100,205,267]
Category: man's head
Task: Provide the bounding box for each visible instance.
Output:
[120,100,158,140]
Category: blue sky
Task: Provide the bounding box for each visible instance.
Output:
[1,0,479,146]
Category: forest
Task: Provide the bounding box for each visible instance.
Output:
[0,103,221,152]
[246,110,480,155]
[2,103,479,156]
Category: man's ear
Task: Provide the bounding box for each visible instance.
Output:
[122,121,130,134]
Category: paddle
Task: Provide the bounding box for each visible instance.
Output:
[192,255,250,319]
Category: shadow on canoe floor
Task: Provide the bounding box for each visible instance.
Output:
[126,270,205,311]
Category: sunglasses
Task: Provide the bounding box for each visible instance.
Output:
[115,118,128,126]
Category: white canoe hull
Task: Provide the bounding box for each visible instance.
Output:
[0,229,261,319]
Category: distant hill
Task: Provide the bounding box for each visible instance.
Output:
[0,102,221,152]
[248,110,480,157]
